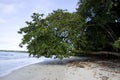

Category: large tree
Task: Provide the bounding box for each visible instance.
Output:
[18,9,82,58]
[76,0,120,53]
[19,0,120,58]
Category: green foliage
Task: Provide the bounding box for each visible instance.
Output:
[76,0,120,52]
[113,38,120,51]
[19,0,120,58]
[18,9,82,58]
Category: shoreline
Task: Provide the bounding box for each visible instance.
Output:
[0,56,90,77]
[0,57,120,80]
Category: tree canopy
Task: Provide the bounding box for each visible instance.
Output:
[77,0,120,52]
[18,0,120,58]
[18,9,82,58]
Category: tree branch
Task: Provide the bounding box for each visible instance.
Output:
[84,51,120,57]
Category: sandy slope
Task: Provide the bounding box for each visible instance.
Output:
[0,58,120,80]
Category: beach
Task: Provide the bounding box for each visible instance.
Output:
[0,57,120,80]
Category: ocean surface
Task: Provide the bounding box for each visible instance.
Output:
[0,52,51,77]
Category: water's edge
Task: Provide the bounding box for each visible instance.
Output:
[0,52,90,77]
[0,52,49,77]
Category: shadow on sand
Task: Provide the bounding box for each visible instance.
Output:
[37,56,120,73]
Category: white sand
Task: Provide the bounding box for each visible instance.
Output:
[0,58,120,80]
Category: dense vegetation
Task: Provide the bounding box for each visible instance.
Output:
[18,0,120,58]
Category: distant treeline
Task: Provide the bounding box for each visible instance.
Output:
[0,50,27,53]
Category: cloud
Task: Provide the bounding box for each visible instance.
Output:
[0,32,26,51]
[0,3,16,14]
[26,0,53,15]
[31,0,78,16]
[0,0,78,51]
[0,18,6,23]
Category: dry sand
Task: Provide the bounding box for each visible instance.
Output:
[0,57,120,80]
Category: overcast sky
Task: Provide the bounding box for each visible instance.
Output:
[0,0,79,51]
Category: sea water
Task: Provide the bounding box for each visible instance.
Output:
[0,52,90,77]
[0,52,49,77]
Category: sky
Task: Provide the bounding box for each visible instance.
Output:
[0,0,79,51]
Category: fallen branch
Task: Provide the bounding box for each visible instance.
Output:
[83,51,120,57]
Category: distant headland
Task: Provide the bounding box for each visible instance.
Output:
[0,50,27,53]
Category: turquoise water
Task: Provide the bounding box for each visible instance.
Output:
[0,52,49,77]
